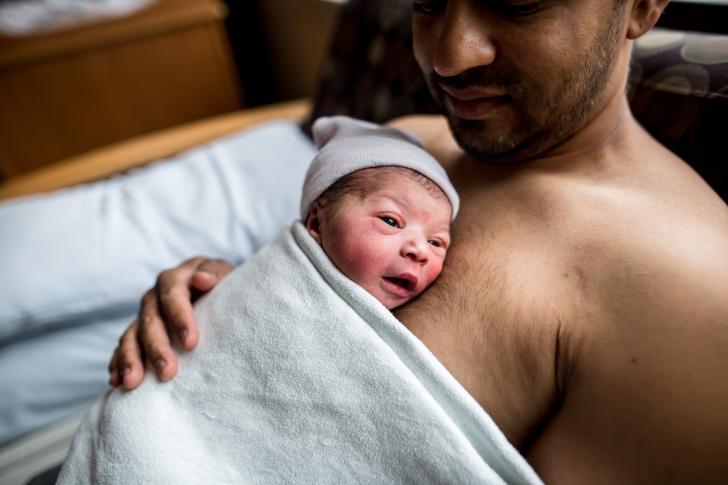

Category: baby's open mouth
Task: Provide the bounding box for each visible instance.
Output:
[383,276,412,291]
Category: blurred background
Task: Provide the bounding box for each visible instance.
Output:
[0,0,344,180]
[0,0,726,182]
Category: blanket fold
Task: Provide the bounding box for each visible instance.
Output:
[59,222,542,484]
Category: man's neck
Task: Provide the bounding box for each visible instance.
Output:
[534,92,637,166]
[448,91,642,183]
[521,41,642,175]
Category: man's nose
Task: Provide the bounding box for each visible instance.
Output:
[432,2,496,78]
[402,237,429,263]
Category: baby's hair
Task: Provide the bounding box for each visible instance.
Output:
[314,166,448,218]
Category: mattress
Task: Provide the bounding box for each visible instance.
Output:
[0,119,315,463]
[0,415,81,485]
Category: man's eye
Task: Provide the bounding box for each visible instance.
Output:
[412,0,446,14]
[379,216,400,228]
[492,1,543,16]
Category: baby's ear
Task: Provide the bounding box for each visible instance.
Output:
[305,203,323,244]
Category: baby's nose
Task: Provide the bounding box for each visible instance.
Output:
[402,237,428,263]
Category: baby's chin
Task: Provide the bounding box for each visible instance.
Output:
[373,292,409,310]
[381,291,421,310]
[383,298,409,310]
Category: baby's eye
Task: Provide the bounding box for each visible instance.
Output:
[428,239,444,248]
[379,216,400,228]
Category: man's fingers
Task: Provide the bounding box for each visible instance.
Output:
[156,258,210,348]
[139,291,179,381]
[119,342,145,390]
[191,258,234,291]
[158,285,197,349]
[110,320,146,389]
[107,256,229,391]
[155,256,231,350]
[184,259,233,348]
[108,347,121,387]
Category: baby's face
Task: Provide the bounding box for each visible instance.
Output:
[309,176,452,309]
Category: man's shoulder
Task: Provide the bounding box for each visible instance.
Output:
[386,114,463,167]
[530,177,728,482]
[528,196,728,483]
[593,211,728,334]
[565,169,728,326]
[592,169,727,289]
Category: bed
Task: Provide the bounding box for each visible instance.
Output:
[1,0,727,482]
[0,101,315,485]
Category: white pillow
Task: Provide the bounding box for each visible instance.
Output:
[0,313,132,445]
[0,120,315,342]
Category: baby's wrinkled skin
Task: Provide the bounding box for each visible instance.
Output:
[305,172,451,309]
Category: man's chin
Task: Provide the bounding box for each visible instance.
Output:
[447,117,538,165]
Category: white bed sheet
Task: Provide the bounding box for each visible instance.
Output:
[0,120,315,445]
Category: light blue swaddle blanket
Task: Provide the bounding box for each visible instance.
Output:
[58,222,542,484]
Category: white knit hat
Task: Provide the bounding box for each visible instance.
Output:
[300,116,459,220]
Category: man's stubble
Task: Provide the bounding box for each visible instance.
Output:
[429,8,626,164]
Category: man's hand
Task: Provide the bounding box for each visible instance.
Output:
[108,257,234,389]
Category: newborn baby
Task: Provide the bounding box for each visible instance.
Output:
[58,118,492,485]
[300,115,459,308]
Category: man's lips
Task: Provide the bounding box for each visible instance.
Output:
[438,83,509,120]
[438,83,507,100]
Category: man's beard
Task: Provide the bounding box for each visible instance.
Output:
[428,14,624,164]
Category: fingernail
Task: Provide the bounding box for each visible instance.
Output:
[155,358,166,372]
[178,329,188,343]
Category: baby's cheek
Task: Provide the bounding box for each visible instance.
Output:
[423,261,445,289]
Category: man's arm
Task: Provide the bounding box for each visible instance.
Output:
[110,118,455,391]
[527,243,728,483]
[108,257,233,389]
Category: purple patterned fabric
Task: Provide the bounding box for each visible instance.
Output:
[306,1,728,201]
[630,29,728,200]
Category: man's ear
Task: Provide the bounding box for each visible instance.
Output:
[626,0,670,40]
[305,203,324,244]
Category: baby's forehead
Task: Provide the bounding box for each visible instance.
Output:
[363,183,448,207]
[344,166,448,200]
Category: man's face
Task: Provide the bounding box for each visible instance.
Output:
[412,0,626,163]
[313,176,452,310]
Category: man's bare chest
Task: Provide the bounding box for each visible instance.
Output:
[395,214,576,447]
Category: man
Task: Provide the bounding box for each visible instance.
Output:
[109,0,728,482]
